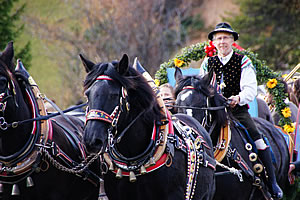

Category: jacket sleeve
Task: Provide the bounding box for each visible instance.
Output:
[199,57,209,78]
[238,56,257,105]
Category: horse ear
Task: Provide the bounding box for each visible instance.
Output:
[174,67,183,82]
[79,54,95,73]
[1,41,14,71]
[202,68,213,86]
[117,54,129,75]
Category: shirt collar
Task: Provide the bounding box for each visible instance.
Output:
[218,50,233,65]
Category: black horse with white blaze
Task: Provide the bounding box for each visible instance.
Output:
[81,54,216,200]
[0,42,100,200]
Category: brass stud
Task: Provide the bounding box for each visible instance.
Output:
[253,163,263,174]
[249,153,258,162]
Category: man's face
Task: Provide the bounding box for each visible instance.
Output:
[212,32,234,56]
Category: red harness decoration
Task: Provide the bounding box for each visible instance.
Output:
[96,75,113,81]
[182,86,195,91]
[108,119,171,176]
[86,110,113,123]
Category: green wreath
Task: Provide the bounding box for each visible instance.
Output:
[155,41,294,133]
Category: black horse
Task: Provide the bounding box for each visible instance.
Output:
[0,42,100,200]
[174,67,290,200]
[81,54,216,200]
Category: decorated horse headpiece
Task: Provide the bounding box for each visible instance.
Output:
[85,74,130,143]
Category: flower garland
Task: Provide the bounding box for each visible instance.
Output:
[155,41,294,133]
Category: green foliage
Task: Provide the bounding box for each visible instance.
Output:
[181,14,204,38]
[227,0,300,70]
[0,0,31,69]
[155,42,207,85]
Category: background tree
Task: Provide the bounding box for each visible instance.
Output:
[25,0,202,106]
[0,0,31,68]
[226,0,300,71]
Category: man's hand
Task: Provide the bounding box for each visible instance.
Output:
[228,95,240,108]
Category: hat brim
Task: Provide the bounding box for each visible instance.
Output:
[208,28,239,41]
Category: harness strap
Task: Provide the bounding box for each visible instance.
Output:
[86,109,113,123]
[172,119,216,170]
[51,119,86,160]
[228,146,255,179]
[182,86,195,90]
[96,75,113,81]
[44,96,81,133]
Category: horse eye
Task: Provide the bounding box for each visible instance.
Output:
[0,76,8,91]
[0,76,7,85]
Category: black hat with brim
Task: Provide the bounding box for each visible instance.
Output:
[208,22,239,41]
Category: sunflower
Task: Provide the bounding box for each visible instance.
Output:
[154,79,160,86]
[281,107,292,118]
[174,58,184,67]
[283,123,295,133]
[266,78,278,89]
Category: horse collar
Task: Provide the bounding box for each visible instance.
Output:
[0,75,51,177]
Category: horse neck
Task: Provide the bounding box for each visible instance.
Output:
[115,111,155,158]
[0,85,32,155]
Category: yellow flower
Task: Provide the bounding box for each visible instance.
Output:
[266,79,277,89]
[281,107,291,118]
[283,123,295,133]
[282,74,288,78]
[154,79,160,86]
[174,58,184,67]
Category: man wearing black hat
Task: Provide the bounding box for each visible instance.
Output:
[200,22,283,199]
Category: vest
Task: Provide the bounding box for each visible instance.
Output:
[208,52,244,98]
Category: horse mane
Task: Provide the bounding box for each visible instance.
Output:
[84,61,162,123]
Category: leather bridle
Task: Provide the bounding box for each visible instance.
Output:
[0,76,18,131]
[85,75,131,145]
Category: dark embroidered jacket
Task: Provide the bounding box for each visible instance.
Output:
[208,52,244,98]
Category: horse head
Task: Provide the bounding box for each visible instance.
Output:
[174,67,228,128]
[81,54,162,154]
[0,42,32,156]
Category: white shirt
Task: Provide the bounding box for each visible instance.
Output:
[218,50,233,65]
[200,50,257,105]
